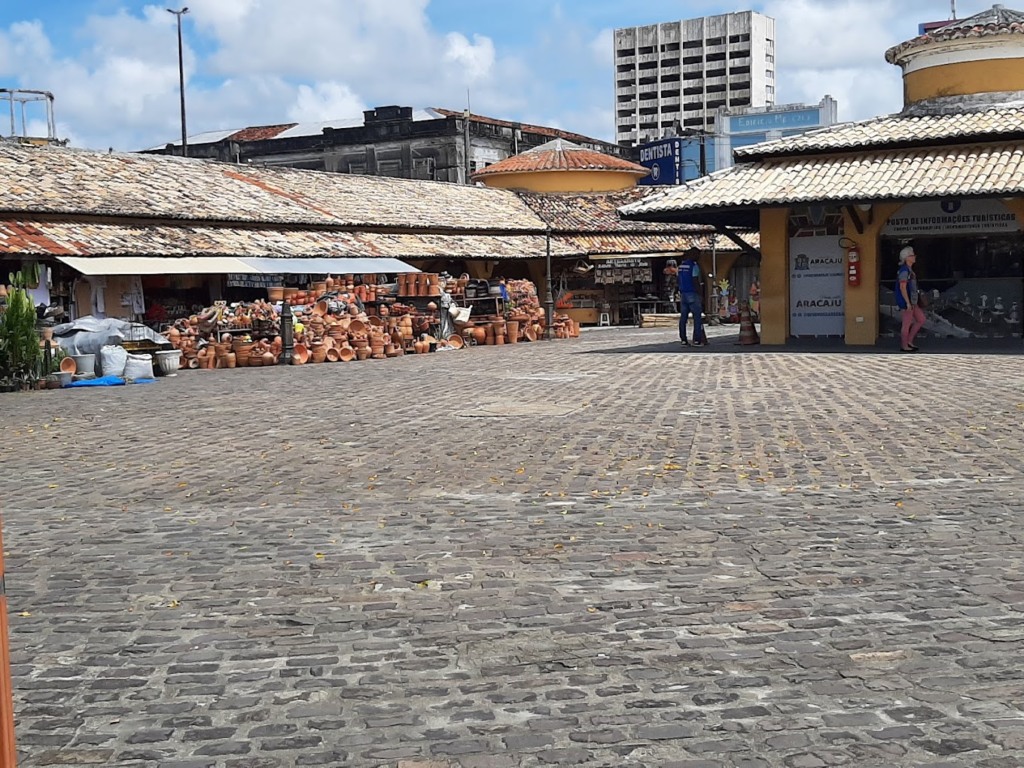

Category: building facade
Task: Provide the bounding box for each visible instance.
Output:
[613,10,776,147]
[714,96,838,171]
[143,106,624,185]
[623,4,1024,348]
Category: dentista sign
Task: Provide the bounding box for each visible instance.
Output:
[882,199,1019,236]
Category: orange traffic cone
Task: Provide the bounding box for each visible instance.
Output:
[737,301,760,345]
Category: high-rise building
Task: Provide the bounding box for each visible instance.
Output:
[613,11,776,148]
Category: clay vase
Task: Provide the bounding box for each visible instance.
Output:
[338,345,355,362]
[506,320,520,343]
[311,344,328,364]
[325,275,335,290]
[262,351,275,366]
[471,327,487,345]
[226,352,237,368]
[356,347,371,361]
[292,343,310,365]
[326,347,341,362]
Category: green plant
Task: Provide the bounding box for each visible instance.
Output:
[0,286,42,387]
[44,346,67,375]
[8,262,40,290]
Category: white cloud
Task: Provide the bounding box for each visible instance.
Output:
[0,0,1004,151]
[287,82,367,123]
[443,33,496,83]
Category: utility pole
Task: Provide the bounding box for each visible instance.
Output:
[463,90,472,184]
[167,7,189,157]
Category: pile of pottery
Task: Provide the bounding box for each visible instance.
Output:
[271,275,389,307]
[397,273,441,297]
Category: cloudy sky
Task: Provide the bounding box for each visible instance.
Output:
[0,0,991,151]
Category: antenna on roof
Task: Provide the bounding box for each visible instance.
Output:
[950,0,956,19]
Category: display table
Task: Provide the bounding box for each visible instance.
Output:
[624,299,678,326]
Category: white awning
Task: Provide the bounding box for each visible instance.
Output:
[55,256,257,276]
[55,256,420,276]
[238,257,420,274]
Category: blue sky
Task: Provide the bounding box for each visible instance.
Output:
[0,1,995,151]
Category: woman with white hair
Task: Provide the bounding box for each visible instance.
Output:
[896,245,925,352]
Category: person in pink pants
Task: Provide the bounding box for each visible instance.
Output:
[896,246,925,352]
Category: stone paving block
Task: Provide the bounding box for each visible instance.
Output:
[3,327,1024,766]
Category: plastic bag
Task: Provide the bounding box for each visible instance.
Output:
[100,345,128,377]
[123,353,154,381]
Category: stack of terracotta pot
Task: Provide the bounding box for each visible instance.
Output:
[397,273,441,297]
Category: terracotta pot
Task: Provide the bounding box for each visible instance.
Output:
[338,346,355,362]
[293,343,310,365]
[311,345,328,364]
[59,356,77,374]
[447,334,465,350]
[268,286,285,302]
[226,352,237,368]
[506,320,520,344]
[471,327,487,344]
[495,335,505,345]
[356,347,371,361]
[262,351,276,366]
[326,347,341,362]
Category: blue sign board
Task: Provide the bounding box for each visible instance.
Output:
[729,108,821,134]
[637,138,682,186]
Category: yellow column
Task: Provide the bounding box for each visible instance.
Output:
[843,203,901,345]
[758,208,789,344]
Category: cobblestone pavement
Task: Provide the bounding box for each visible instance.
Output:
[3,326,1024,768]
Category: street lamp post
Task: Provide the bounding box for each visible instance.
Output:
[544,226,554,340]
[167,7,189,157]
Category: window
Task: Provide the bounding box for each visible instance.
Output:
[729,66,751,76]
[412,157,435,180]
[639,45,655,54]
[729,33,751,43]
[348,161,366,174]
[682,39,702,49]
[639,61,658,70]
[616,48,633,57]
[706,52,726,62]
[707,68,727,78]
[707,36,725,46]
[766,70,774,80]
[766,54,775,63]
[683,55,703,65]
[378,159,402,177]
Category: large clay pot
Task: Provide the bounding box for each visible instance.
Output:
[356,347,371,361]
[471,327,487,345]
[262,351,276,366]
[338,346,355,362]
[506,320,520,344]
[293,343,310,365]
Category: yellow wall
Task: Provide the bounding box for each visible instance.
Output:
[478,170,644,193]
[758,208,789,344]
[841,203,902,345]
[904,58,1024,103]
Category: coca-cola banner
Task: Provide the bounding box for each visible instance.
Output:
[789,235,845,336]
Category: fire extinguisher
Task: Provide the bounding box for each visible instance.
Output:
[846,246,861,287]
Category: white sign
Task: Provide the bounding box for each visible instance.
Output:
[882,199,1019,236]
[789,235,845,336]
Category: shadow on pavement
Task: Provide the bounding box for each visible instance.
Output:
[582,333,1024,356]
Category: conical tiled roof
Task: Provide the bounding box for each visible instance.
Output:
[472,138,648,179]
[886,4,1024,63]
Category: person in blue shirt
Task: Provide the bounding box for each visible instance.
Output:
[677,247,705,347]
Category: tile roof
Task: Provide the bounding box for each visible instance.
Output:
[228,124,298,142]
[622,140,1024,219]
[0,220,580,260]
[734,108,1024,159]
[563,232,757,255]
[886,4,1024,63]
[472,139,649,178]
[0,141,545,231]
[517,188,707,232]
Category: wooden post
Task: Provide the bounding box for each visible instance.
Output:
[0,523,17,767]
